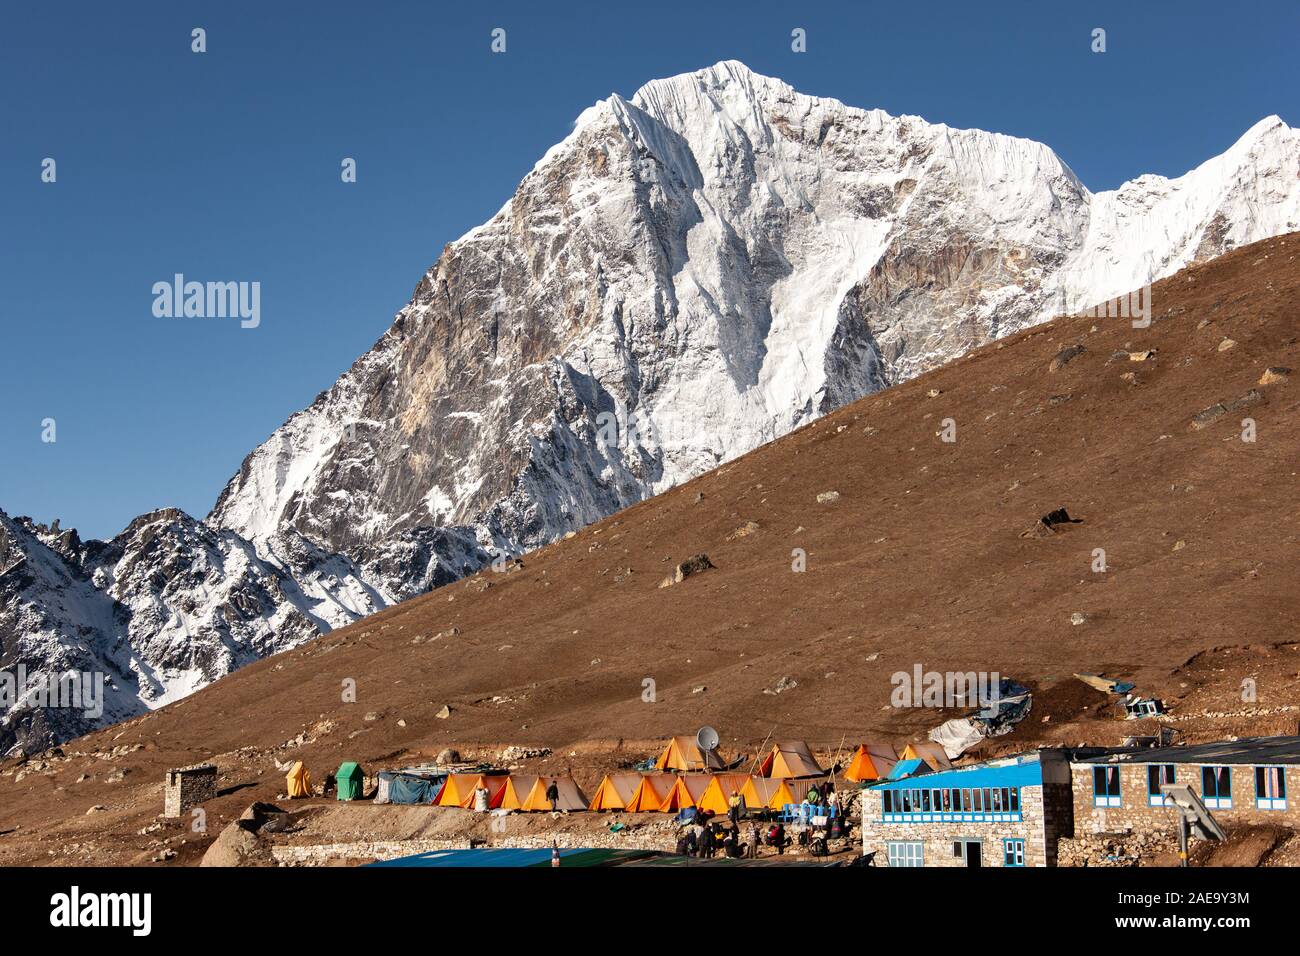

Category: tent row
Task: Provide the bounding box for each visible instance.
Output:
[588,772,845,814]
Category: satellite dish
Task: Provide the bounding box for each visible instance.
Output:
[696,726,720,753]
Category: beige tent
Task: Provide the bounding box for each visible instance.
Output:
[740,776,787,810]
[697,773,753,815]
[588,772,643,811]
[899,741,952,771]
[658,774,713,812]
[758,741,825,778]
[285,761,312,798]
[654,735,726,771]
[496,775,540,811]
[845,742,898,782]
[623,773,677,812]
[517,776,589,812]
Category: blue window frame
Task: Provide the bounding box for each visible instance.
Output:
[1093,766,1121,807]
[1003,838,1026,867]
[1255,766,1287,810]
[1147,764,1174,806]
[1201,766,1232,809]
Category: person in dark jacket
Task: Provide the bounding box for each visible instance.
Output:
[545,779,560,810]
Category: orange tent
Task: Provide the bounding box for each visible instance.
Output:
[623,774,676,812]
[845,742,898,782]
[741,776,789,810]
[437,773,508,808]
[658,774,712,812]
[517,776,589,812]
[588,773,643,811]
[899,741,952,771]
[758,741,825,778]
[496,775,540,811]
[654,735,726,771]
[697,773,753,815]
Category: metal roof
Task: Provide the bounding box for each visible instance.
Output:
[1072,736,1300,767]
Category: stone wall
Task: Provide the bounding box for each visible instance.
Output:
[1070,761,1299,835]
[860,785,1051,867]
[164,764,217,818]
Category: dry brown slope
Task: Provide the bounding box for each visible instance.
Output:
[2,234,1298,860]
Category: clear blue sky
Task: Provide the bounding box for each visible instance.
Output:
[2,1,1296,541]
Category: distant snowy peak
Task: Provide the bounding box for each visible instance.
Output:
[9,61,1296,754]
[209,61,1297,562]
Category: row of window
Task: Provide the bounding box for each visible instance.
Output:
[885,838,1027,867]
[1092,764,1288,810]
[882,785,1021,820]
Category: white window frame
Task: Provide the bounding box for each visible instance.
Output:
[887,841,924,868]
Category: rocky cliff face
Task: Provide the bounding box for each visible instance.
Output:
[5,61,1298,753]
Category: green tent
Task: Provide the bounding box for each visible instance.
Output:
[337,762,365,801]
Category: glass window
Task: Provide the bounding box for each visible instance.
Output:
[1202,766,1232,807]
[1004,839,1025,866]
[1255,767,1286,809]
[888,841,924,867]
[1093,766,1121,806]
[1009,788,1020,812]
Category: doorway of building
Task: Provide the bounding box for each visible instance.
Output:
[955,839,982,867]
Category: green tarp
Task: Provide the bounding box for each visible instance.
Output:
[337,762,365,800]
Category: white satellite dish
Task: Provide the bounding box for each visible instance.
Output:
[696,726,720,753]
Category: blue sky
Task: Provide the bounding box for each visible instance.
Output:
[2,0,1296,541]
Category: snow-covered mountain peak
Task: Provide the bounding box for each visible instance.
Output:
[6,62,1298,755]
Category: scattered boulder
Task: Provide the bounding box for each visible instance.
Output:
[501,745,551,761]
[726,521,761,541]
[816,490,841,504]
[1217,338,1237,352]
[200,820,274,867]
[1070,612,1087,626]
[1191,389,1264,429]
[1190,402,1228,430]
[1022,507,1081,538]
[765,676,799,695]
[238,801,287,833]
[658,553,715,588]
[1049,344,1086,371]
[435,705,452,720]
[1259,366,1291,385]
[435,748,460,765]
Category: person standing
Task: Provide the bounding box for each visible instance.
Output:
[748,824,761,859]
[473,782,490,813]
[545,778,560,811]
[727,789,743,829]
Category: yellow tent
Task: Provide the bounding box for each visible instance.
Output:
[285,761,312,798]
[758,741,825,778]
[623,773,676,812]
[517,776,590,812]
[654,735,725,771]
[741,776,789,810]
[899,741,952,771]
[845,742,898,782]
[497,775,540,811]
[437,773,509,808]
[658,774,713,812]
[588,773,643,811]
[697,773,753,815]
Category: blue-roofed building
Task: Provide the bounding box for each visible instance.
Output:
[861,749,1087,867]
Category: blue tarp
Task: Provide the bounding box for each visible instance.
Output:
[887,759,927,780]
[379,771,445,805]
